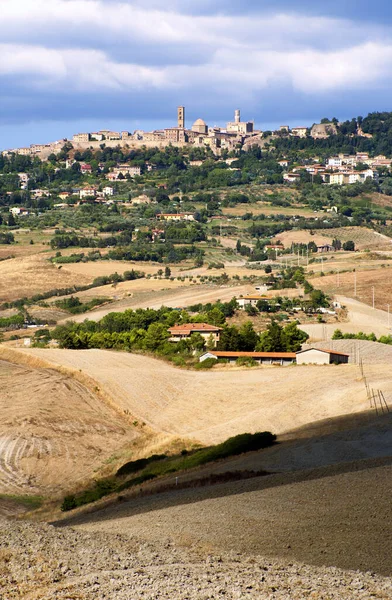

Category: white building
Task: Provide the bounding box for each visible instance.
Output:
[103,186,114,196]
[296,348,349,365]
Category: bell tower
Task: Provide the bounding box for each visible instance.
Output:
[177,106,185,129]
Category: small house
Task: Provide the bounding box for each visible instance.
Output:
[168,323,222,346]
[237,295,266,309]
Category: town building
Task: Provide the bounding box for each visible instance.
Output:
[226,109,254,135]
[177,106,185,129]
[291,127,308,138]
[317,244,335,253]
[192,118,208,135]
[111,165,141,178]
[73,133,90,143]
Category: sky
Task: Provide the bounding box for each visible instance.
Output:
[1,0,392,149]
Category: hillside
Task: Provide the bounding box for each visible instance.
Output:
[5,347,391,447]
[0,357,139,497]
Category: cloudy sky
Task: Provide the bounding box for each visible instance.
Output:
[1,0,392,149]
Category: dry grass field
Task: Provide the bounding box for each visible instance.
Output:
[0,358,137,496]
[278,226,392,251]
[221,203,315,217]
[8,348,392,447]
[0,254,92,303]
[312,267,392,311]
[63,283,256,322]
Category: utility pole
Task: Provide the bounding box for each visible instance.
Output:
[354,270,357,297]
[337,270,340,288]
[388,304,390,328]
[372,286,375,310]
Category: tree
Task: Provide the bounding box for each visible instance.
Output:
[332,238,342,250]
[264,265,272,274]
[217,325,241,351]
[206,307,226,327]
[256,321,285,352]
[7,212,16,226]
[189,332,205,351]
[343,240,355,251]
[310,289,329,309]
[282,322,309,351]
[143,323,170,351]
[164,266,171,278]
[238,322,259,351]
[245,304,258,316]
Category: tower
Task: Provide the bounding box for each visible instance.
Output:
[178,106,185,129]
[235,109,240,123]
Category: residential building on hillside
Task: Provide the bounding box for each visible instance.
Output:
[158,213,195,222]
[168,323,222,345]
[291,127,308,138]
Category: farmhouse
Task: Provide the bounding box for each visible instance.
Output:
[200,351,296,365]
[168,323,222,345]
[237,295,266,309]
[317,244,335,253]
[296,348,349,365]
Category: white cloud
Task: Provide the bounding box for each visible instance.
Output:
[1,39,392,97]
[1,0,392,125]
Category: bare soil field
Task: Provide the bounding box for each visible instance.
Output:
[9,348,392,446]
[277,230,333,247]
[0,358,137,496]
[3,516,392,599]
[66,461,392,577]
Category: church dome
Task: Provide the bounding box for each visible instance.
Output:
[192,118,208,134]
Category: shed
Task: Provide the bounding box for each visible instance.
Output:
[199,351,296,366]
[296,348,349,365]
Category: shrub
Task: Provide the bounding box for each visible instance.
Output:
[61,494,77,511]
[116,454,167,477]
[236,356,258,367]
[194,357,216,369]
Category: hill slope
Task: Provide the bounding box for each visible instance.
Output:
[9,348,392,445]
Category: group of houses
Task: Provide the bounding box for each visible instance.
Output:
[282,151,385,186]
[167,322,349,365]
